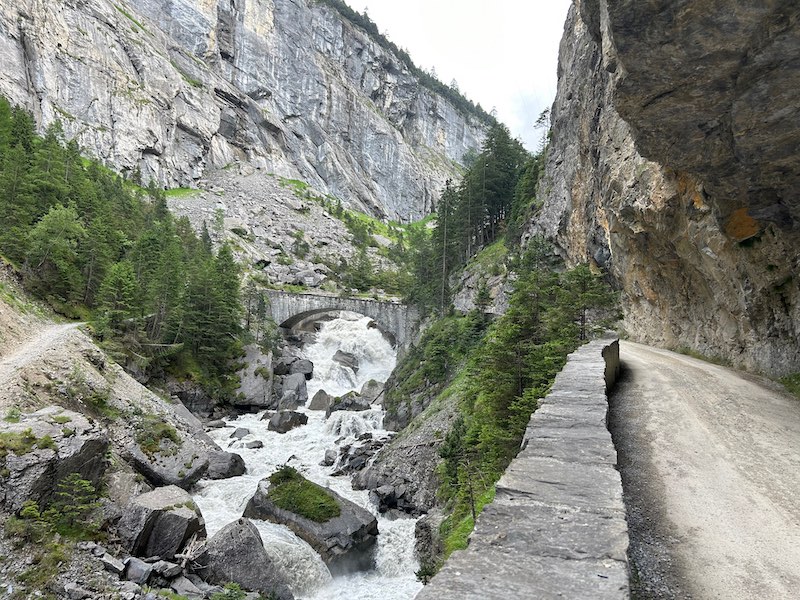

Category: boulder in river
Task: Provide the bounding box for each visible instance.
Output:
[289,359,314,380]
[243,470,378,574]
[360,379,384,404]
[206,451,246,480]
[116,485,206,560]
[267,411,308,434]
[332,350,359,372]
[193,518,294,600]
[308,389,332,411]
[326,392,371,417]
[279,373,308,409]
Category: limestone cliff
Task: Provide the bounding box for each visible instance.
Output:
[0,0,485,219]
[530,0,799,376]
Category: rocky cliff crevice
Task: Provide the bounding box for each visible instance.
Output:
[530,0,799,376]
[0,0,485,219]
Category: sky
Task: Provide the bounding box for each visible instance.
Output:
[344,0,572,151]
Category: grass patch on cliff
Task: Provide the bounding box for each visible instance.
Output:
[268,466,341,522]
[165,187,200,198]
[0,430,55,459]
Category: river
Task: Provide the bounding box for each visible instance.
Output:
[192,313,423,600]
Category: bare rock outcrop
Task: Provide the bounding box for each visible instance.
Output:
[529,0,800,376]
[0,407,108,513]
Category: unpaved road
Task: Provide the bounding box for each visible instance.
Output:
[0,322,83,388]
[610,341,800,600]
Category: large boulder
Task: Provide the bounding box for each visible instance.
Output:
[267,411,308,434]
[206,451,246,480]
[234,344,273,409]
[279,373,308,409]
[126,442,209,490]
[360,380,384,404]
[193,518,294,600]
[0,407,108,513]
[308,390,332,411]
[289,359,314,380]
[325,392,371,418]
[167,381,215,418]
[243,476,378,574]
[332,350,359,372]
[116,485,206,560]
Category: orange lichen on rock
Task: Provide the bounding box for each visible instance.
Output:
[724,208,760,241]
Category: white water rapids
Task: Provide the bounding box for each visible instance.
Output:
[192,313,423,600]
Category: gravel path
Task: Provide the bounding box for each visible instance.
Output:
[0,322,83,388]
[609,341,800,599]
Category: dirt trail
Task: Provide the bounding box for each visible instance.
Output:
[0,322,83,388]
[610,341,800,599]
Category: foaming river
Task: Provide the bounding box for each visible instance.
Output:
[192,313,423,600]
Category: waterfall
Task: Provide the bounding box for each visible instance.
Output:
[192,315,423,599]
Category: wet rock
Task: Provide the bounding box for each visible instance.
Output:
[206,419,226,429]
[116,485,206,560]
[308,389,332,411]
[280,373,308,408]
[230,428,251,440]
[332,350,359,372]
[245,440,264,449]
[321,448,337,467]
[289,359,314,380]
[267,411,308,434]
[326,392,371,417]
[206,451,246,480]
[360,379,384,404]
[0,407,108,513]
[243,477,378,574]
[333,438,386,476]
[193,518,294,600]
[273,357,297,376]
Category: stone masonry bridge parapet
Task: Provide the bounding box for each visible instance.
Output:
[417,337,629,599]
[266,290,420,349]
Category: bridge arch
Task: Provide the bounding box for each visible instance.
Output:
[266,291,419,349]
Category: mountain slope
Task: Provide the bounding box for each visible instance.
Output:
[0,0,486,219]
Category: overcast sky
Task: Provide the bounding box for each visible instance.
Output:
[344,0,572,151]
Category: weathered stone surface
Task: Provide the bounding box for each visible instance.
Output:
[332,350,359,372]
[153,560,183,579]
[243,477,378,574]
[419,339,628,598]
[194,518,294,600]
[0,407,108,513]
[206,451,246,480]
[126,442,209,490]
[308,389,332,411]
[124,557,153,585]
[0,0,485,220]
[234,344,272,408]
[116,485,206,560]
[267,411,308,434]
[289,359,314,380]
[359,380,384,404]
[529,0,800,376]
[168,381,215,418]
[101,553,125,575]
[279,373,308,409]
[230,428,250,440]
[267,291,419,350]
[325,392,371,417]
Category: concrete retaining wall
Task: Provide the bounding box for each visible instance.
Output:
[416,337,628,600]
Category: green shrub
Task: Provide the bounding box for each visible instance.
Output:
[781,373,800,399]
[267,466,341,522]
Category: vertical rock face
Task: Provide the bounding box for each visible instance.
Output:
[0,0,485,219]
[530,0,799,376]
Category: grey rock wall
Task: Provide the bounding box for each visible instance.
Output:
[0,0,486,219]
[528,0,800,376]
[416,338,628,600]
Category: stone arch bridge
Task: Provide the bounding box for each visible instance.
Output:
[266,290,420,349]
